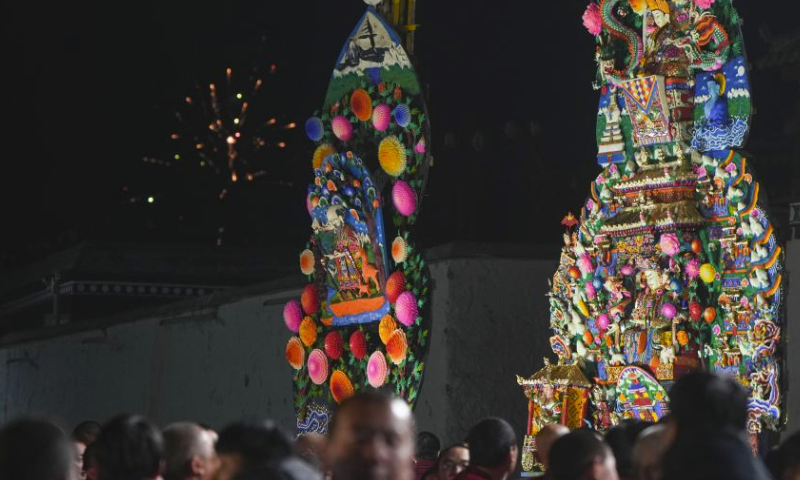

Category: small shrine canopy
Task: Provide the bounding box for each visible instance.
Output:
[517,364,592,388]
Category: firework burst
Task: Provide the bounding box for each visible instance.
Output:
[142,45,295,245]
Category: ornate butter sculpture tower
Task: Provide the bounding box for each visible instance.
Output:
[520,0,786,473]
[283,0,432,435]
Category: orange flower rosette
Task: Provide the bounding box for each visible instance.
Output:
[299,316,317,347]
[286,337,305,370]
[379,315,398,345]
[386,329,408,365]
[350,89,373,121]
[330,370,355,403]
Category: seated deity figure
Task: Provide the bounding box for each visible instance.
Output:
[642,0,694,78]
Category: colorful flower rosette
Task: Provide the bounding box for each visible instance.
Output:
[307,349,329,385]
[367,351,389,388]
[286,337,305,370]
[330,370,355,404]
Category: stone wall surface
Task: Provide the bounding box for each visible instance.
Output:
[414,257,556,445]
[0,290,298,432]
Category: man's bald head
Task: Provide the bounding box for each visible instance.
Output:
[162,422,217,480]
[632,424,671,480]
[549,430,618,480]
[536,424,569,470]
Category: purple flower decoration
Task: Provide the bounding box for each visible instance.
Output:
[685,258,700,279]
[661,303,677,320]
[620,264,634,276]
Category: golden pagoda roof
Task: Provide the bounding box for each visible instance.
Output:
[517,364,592,388]
[601,200,705,235]
[612,162,697,194]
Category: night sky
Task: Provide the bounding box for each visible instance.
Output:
[3,1,799,265]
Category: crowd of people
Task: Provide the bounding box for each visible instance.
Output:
[0,372,798,480]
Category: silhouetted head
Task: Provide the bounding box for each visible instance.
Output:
[604,419,650,479]
[416,432,441,461]
[766,430,800,480]
[0,418,77,480]
[668,371,748,435]
[214,419,293,480]
[549,430,618,480]
[162,422,218,480]
[535,424,568,471]
[632,424,672,480]
[73,421,102,447]
[95,414,164,480]
[72,421,102,477]
[464,418,518,480]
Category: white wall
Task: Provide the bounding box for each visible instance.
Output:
[0,245,796,442]
[414,256,556,444]
[0,290,298,432]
